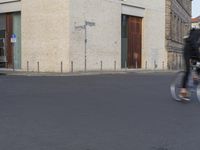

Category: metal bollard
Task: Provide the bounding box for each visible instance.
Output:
[71,61,73,73]
[136,60,138,69]
[100,61,103,71]
[125,61,127,70]
[61,61,63,73]
[154,61,157,69]
[145,61,147,70]
[162,61,165,70]
[114,61,116,71]
[37,61,40,73]
[13,61,15,72]
[27,61,29,72]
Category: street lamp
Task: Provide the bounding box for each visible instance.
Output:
[75,21,96,72]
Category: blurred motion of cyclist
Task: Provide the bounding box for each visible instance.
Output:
[179,28,200,101]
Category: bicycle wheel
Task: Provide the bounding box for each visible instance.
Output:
[196,82,200,102]
[170,71,184,101]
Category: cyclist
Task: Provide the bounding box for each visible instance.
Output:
[179,28,200,101]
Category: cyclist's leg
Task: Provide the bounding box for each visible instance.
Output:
[181,45,190,89]
[182,57,190,89]
[179,44,191,100]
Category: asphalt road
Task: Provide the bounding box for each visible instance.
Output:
[1,72,200,150]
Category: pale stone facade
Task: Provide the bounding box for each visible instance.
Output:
[166,0,192,70]
[70,0,166,71]
[0,0,167,72]
[21,0,70,72]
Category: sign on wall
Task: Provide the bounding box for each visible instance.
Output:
[11,33,16,43]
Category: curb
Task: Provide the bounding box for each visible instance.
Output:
[0,69,180,77]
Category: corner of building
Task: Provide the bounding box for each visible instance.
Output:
[21,0,70,72]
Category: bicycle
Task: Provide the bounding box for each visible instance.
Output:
[170,60,200,102]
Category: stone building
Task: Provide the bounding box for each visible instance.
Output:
[166,0,192,70]
[192,16,200,29]
[0,0,167,72]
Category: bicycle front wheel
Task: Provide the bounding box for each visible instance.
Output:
[170,71,184,101]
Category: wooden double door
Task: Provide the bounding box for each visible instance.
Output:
[122,15,142,68]
[0,13,13,68]
[127,16,142,68]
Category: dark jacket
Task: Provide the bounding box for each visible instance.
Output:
[184,29,200,60]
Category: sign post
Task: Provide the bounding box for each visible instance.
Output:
[75,21,95,71]
[11,34,17,71]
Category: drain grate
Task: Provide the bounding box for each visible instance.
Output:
[152,146,169,150]
[156,148,169,150]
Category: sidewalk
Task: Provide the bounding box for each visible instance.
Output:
[0,68,179,76]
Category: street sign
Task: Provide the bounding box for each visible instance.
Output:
[85,21,95,26]
[11,34,17,43]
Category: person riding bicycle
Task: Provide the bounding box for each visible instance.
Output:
[179,28,200,101]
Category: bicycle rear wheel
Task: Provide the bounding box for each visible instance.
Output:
[170,71,184,101]
[196,82,200,102]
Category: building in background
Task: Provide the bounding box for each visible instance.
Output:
[192,16,200,29]
[165,0,192,70]
[0,0,169,72]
